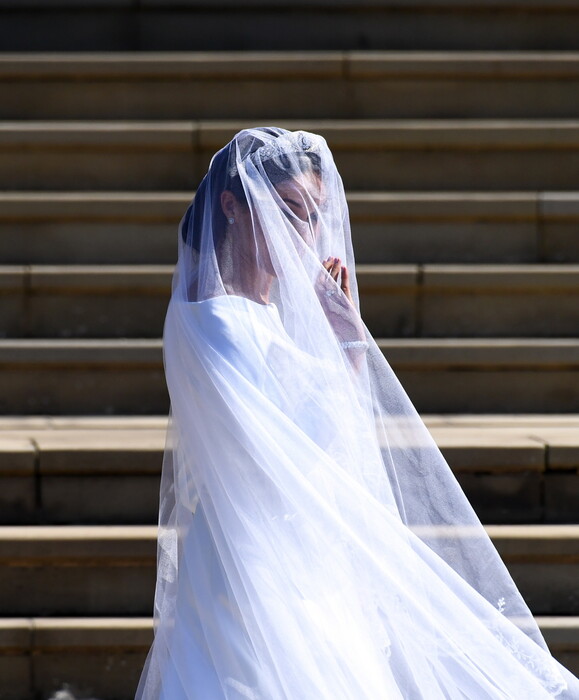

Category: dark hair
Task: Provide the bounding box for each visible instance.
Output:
[181,128,322,251]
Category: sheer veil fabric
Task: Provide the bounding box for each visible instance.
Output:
[136,127,579,699]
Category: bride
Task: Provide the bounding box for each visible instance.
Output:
[136,127,579,699]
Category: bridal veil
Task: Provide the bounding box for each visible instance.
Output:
[136,127,579,699]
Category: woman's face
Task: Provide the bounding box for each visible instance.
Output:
[275,172,323,249]
[219,171,323,278]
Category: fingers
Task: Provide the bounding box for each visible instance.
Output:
[322,257,334,274]
[323,256,342,282]
[340,264,348,287]
[321,256,354,303]
[341,265,354,304]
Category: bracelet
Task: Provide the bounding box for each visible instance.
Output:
[340,340,369,350]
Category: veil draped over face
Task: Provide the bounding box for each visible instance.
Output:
[136,127,579,699]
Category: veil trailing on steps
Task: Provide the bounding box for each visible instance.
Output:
[136,127,579,699]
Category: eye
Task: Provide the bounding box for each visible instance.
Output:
[282,206,308,226]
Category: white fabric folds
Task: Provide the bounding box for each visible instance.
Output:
[136,127,579,699]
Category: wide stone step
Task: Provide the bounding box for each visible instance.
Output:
[1,616,577,700]
[385,339,579,413]
[1,191,578,265]
[3,264,579,338]
[1,416,578,525]
[2,120,579,191]
[2,52,579,120]
[1,338,578,414]
[1,1,579,51]
[0,525,577,616]
[363,264,579,337]
[0,618,151,700]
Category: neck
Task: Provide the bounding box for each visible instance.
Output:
[219,231,274,305]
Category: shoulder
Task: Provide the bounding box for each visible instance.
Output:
[167,295,283,385]
[189,295,279,347]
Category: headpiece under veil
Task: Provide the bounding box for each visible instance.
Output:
[137,127,579,699]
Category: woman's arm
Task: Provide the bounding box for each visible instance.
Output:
[318,257,368,371]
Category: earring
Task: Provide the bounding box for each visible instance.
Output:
[227,217,235,225]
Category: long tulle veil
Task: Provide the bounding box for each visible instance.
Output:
[136,127,579,699]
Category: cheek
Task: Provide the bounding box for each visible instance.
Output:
[294,220,317,250]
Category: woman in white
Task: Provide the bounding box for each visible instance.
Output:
[136,127,579,699]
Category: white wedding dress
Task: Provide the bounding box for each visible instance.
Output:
[135,128,579,699]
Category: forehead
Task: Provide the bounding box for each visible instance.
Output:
[274,173,323,206]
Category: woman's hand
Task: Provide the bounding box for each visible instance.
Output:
[321,256,354,305]
[318,256,365,340]
[317,257,367,371]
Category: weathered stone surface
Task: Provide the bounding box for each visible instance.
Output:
[0,615,575,698]
[0,476,36,524]
[1,120,579,191]
[2,338,579,414]
[545,473,579,523]
[2,1,579,53]
[421,265,579,337]
[488,526,579,612]
[4,264,579,338]
[507,563,579,614]
[358,266,418,336]
[541,193,579,265]
[35,652,147,700]
[1,525,577,617]
[425,415,579,429]
[33,618,151,700]
[0,657,31,699]
[3,420,578,524]
[396,369,579,414]
[43,475,160,524]
[0,435,36,474]
[32,617,152,649]
[352,221,539,265]
[546,432,579,470]
[0,620,32,697]
[4,192,578,266]
[35,429,165,474]
[0,527,157,615]
[0,5,578,695]
[0,437,37,524]
[0,340,166,414]
[2,53,579,120]
[431,426,546,472]
[0,146,196,192]
[332,147,579,192]
[0,525,157,559]
[545,224,579,263]
[537,617,579,677]
[0,564,154,616]
[457,472,543,523]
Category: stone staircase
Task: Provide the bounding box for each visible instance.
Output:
[1,2,579,698]
[1,1,579,52]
